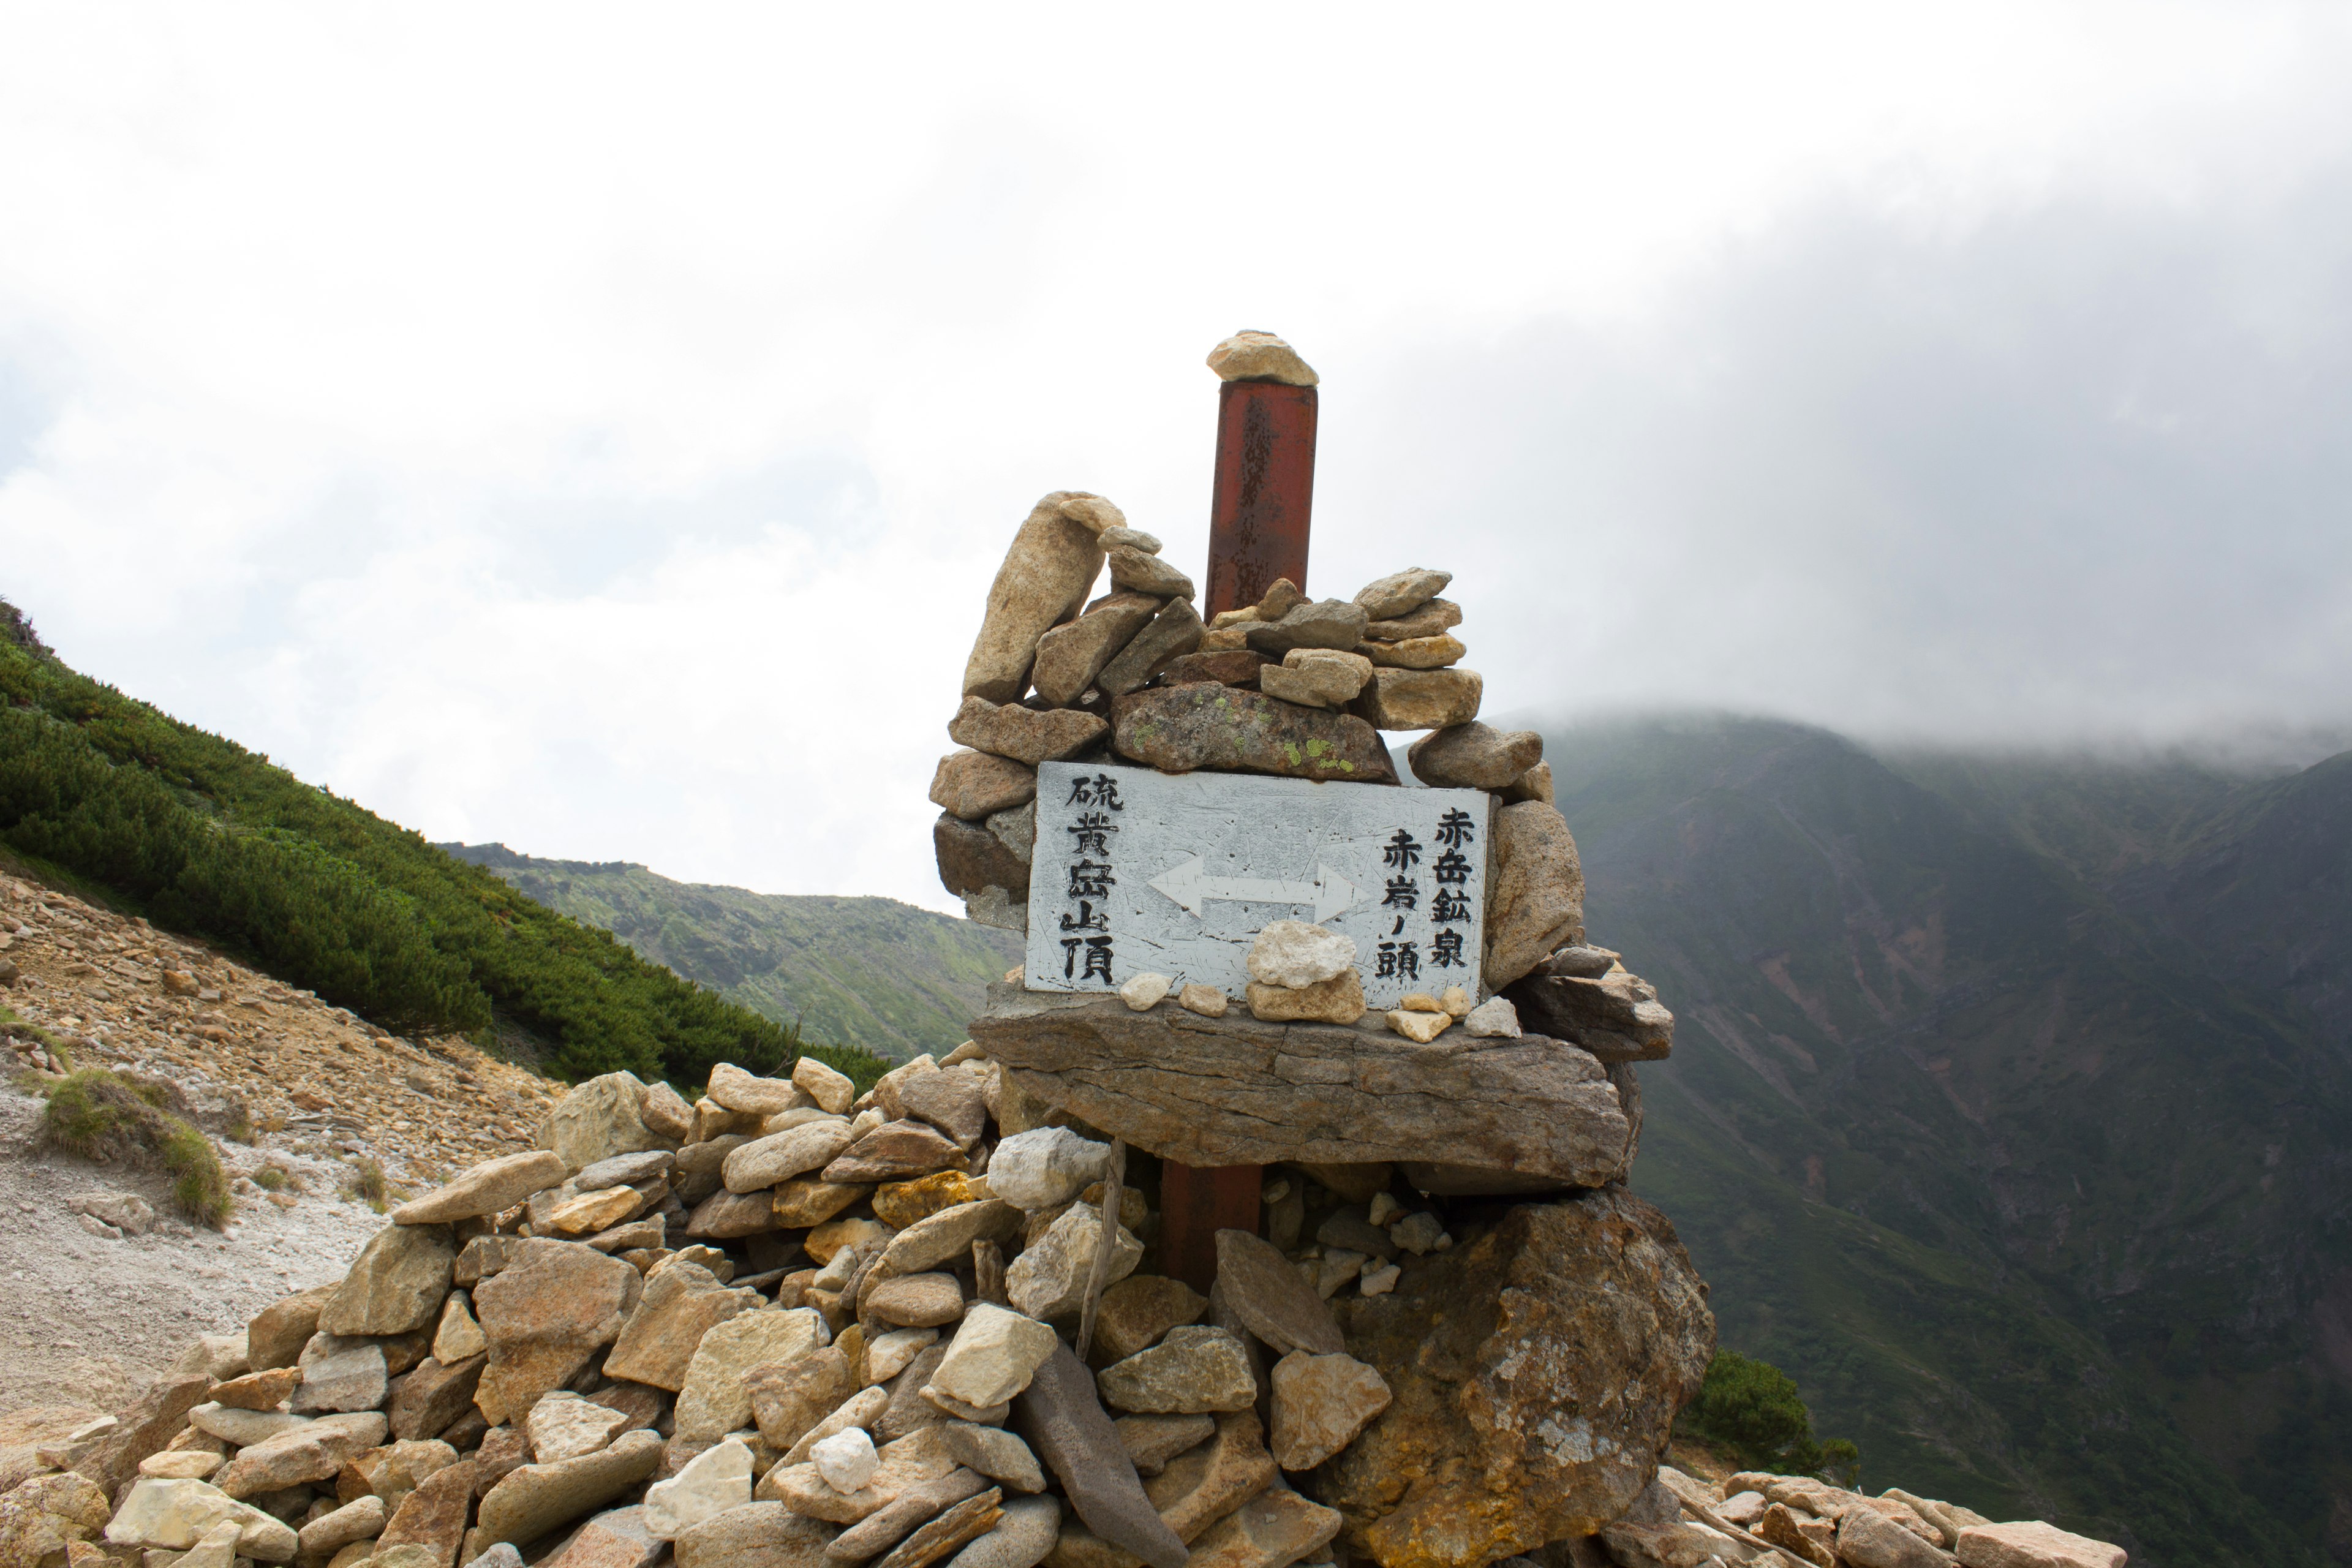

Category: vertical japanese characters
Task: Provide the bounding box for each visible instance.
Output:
[1057,771,1123,985]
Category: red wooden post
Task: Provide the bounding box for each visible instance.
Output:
[1153,358,1322,1294]
[1204,380,1318,619]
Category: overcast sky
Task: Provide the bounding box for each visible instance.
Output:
[6,4,2351,913]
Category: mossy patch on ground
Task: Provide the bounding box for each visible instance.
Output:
[39,1068,232,1228]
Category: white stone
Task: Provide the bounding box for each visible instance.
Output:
[1025,762,1491,1012]
[1439,986,1473,1018]
[1177,984,1228,1017]
[1313,1251,1367,1301]
[812,1427,878,1494]
[928,1303,1061,1411]
[140,1450,225,1479]
[1246,921,1357,989]
[1365,1194,1401,1227]
[433,1290,488,1363]
[178,1517,247,1568]
[986,1128,1111,1212]
[1463,997,1522,1038]
[643,1437,755,1540]
[1206,330,1319,386]
[105,1479,298,1562]
[1956,1521,2128,1568]
[1118,973,1174,1011]
[71,1189,156,1234]
[1358,1262,1400,1297]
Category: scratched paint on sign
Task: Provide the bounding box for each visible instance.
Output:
[1026,761,1493,1010]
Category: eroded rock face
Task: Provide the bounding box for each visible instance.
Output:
[970,987,1631,1188]
[1318,1188,1714,1568]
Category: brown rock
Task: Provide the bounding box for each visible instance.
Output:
[1210,1232,1341,1355]
[472,1245,644,1425]
[1502,965,1672,1063]
[745,1347,855,1449]
[872,1487,1005,1568]
[1267,1351,1390,1470]
[215,1412,386,1498]
[674,1499,837,1568]
[1180,1488,1343,1568]
[877,1200,1025,1279]
[602,1262,750,1392]
[1114,1414,1215,1478]
[1318,1188,1715,1567]
[1759,1502,1836,1566]
[320,1223,457,1337]
[1156,649,1269,689]
[246,1286,336,1371]
[1143,1409,1275,1542]
[0,1471,110,1566]
[684,1188,780,1240]
[973,987,1630,1187]
[540,1072,679,1173]
[1362,598,1460,643]
[1482,802,1587,991]
[392,1151,570,1226]
[1352,569,1452,622]
[888,1067,992,1150]
[374,1459,475,1567]
[388,1354,488,1442]
[674,1310,827,1442]
[1096,600,1206,699]
[950,698,1109,767]
[1241,600,1368,658]
[1349,667,1482,731]
[1499,760,1553,805]
[1112,686,1395,784]
[641,1082,695,1143]
[474,1429,664,1552]
[1091,1277,1207,1366]
[777,1178,875,1229]
[1360,635,1465,671]
[68,1371,210,1494]
[1033,594,1164,707]
[725,1119,858,1193]
[963,493,1115,704]
[867,1273,966,1329]
[937,815,1033,903]
[831,1470,993,1561]
[1242,973,1365,1026]
[1253,579,1305,622]
[931,750,1041,822]
[1406,724,1542,790]
[825,1120,971,1185]
[1256,649,1373,709]
[873,1172,984,1230]
[208,1366,300,1411]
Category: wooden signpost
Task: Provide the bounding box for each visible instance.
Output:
[1159,364,1324,1292]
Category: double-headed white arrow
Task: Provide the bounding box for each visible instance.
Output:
[1147,856,1355,924]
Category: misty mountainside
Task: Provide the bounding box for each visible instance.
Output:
[440,843,1021,1062]
[1542,714,2352,1567]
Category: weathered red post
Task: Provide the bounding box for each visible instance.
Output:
[1156,333,1321,1294]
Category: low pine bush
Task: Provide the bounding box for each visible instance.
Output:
[1678,1350,1860,1483]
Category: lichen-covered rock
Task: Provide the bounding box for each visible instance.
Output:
[540,1072,678,1173]
[1110,687,1396,785]
[0,1469,110,1566]
[1317,1188,1714,1568]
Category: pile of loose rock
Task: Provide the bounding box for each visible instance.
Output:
[1584,1463,2132,1568]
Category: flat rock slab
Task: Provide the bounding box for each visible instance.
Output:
[970,986,1631,1188]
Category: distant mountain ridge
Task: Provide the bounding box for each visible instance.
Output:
[440,843,1020,1062]
[1543,715,2352,1567]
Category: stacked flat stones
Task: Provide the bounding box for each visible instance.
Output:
[64,1054,1436,1568]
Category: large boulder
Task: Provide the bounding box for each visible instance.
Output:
[1317,1188,1714,1568]
[538,1072,680,1174]
[969,986,1631,1189]
[471,1244,644,1424]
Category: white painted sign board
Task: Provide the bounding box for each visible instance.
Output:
[1025,761,1493,1011]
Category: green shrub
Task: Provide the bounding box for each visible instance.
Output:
[344,1156,390,1212]
[251,1165,287,1191]
[0,639,791,1082]
[1679,1349,1860,1483]
[39,1068,232,1227]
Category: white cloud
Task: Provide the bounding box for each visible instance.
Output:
[4,2,2350,912]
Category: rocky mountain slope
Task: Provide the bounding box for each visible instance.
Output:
[1542,714,2352,1567]
[439,845,1019,1065]
[0,869,561,1422]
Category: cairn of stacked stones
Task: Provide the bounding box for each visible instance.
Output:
[1,331,2125,1568]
